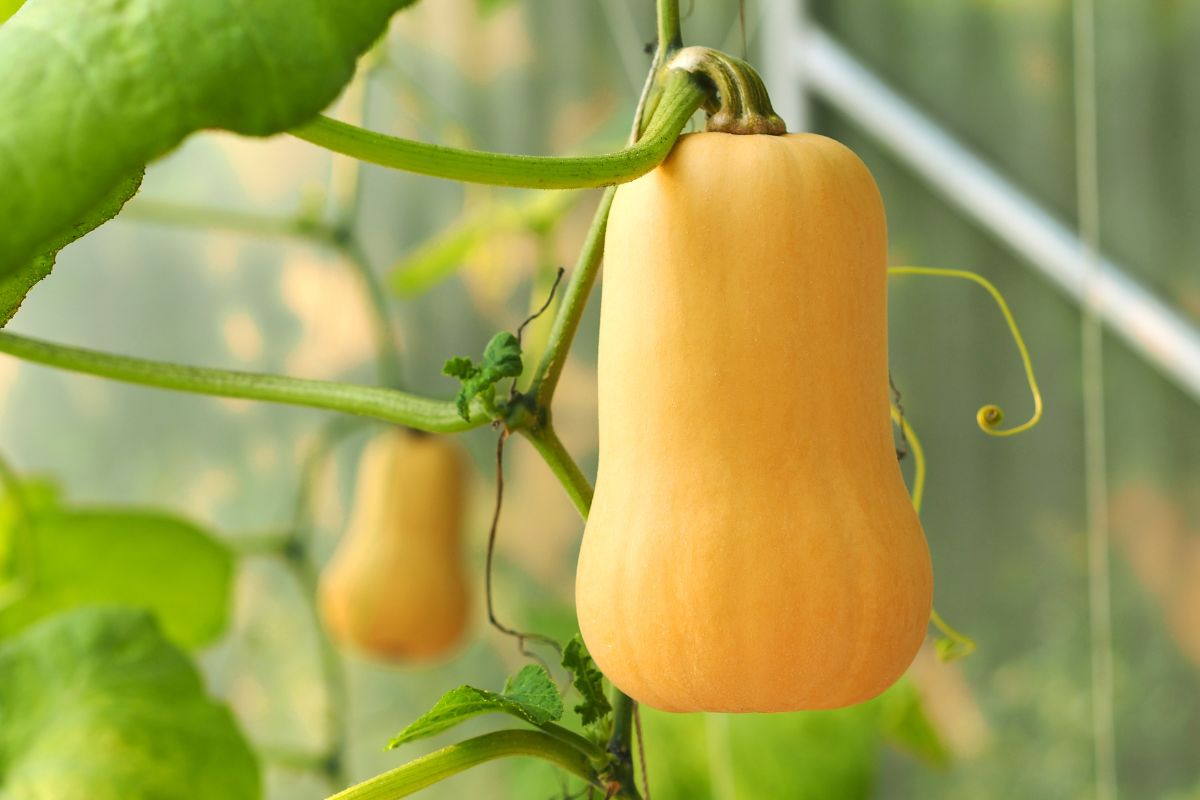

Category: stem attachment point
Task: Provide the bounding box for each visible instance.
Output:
[666,47,786,135]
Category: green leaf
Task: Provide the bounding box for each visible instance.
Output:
[0,0,418,276]
[1,171,142,326]
[388,664,563,749]
[442,356,478,380]
[0,487,235,648]
[876,679,952,768]
[483,332,524,377]
[442,331,524,421]
[0,607,260,800]
[561,634,611,728]
[0,0,24,25]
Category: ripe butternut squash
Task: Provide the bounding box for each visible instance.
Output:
[319,430,469,662]
[576,132,932,712]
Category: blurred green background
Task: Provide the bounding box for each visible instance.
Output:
[1,1,1197,798]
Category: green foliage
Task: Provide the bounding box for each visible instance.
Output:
[640,680,951,800]
[443,332,524,421]
[561,634,612,729]
[0,0,23,24]
[0,481,234,648]
[388,664,564,749]
[877,679,952,768]
[0,172,142,326]
[0,0,418,277]
[0,607,260,799]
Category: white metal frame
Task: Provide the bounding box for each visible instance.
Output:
[762,6,1200,404]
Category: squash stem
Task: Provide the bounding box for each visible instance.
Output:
[527,187,615,411]
[518,424,593,519]
[607,691,644,799]
[665,48,786,135]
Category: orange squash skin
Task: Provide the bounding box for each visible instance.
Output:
[320,430,469,662]
[575,132,932,713]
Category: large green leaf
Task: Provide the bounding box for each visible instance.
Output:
[0,0,417,276]
[0,607,260,800]
[0,486,234,648]
[1,172,142,326]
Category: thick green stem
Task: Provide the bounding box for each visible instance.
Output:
[518,425,594,519]
[528,187,614,409]
[607,691,641,798]
[538,722,609,768]
[328,730,601,800]
[657,0,682,53]
[0,331,485,433]
[290,71,705,190]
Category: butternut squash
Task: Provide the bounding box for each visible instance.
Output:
[320,430,469,662]
[575,132,932,712]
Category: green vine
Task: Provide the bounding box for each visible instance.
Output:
[0,331,486,433]
[290,69,706,190]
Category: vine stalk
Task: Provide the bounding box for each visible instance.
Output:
[327,730,603,800]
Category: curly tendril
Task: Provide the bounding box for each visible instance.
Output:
[891,403,977,661]
[930,608,978,662]
[890,403,925,513]
[889,266,1043,437]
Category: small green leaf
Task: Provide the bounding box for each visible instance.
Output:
[442,356,478,380]
[442,331,524,421]
[876,679,952,768]
[561,634,611,728]
[482,332,523,378]
[1,171,142,326]
[388,664,563,749]
[501,663,564,720]
[0,486,235,648]
[0,607,260,799]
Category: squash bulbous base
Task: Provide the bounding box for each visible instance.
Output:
[575,132,933,714]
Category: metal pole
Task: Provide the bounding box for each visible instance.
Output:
[762,0,810,133]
